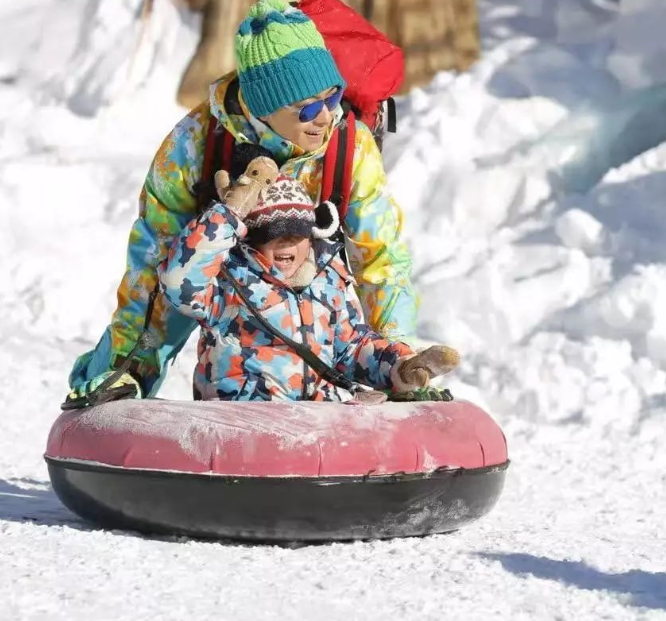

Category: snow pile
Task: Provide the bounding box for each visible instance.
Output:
[1,1,666,619]
[607,0,666,88]
[384,9,666,428]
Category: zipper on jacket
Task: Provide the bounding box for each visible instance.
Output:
[295,292,310,400]
[274,252,345,400]
[295,251,348,400]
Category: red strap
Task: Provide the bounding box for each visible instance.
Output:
[221,127,234,173]
[322,112,356,221]
[200,115,235,212]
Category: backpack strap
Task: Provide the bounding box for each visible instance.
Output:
[386,97,397,133]
[218,78,241,177]
[199,115,218,211]
[197,78,240,212]
[322,108,356,221]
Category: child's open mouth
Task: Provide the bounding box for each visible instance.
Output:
[274,253,295,269]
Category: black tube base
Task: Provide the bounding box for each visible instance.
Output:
[46,458,509,542]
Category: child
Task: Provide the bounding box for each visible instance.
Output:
[159,175,458,401]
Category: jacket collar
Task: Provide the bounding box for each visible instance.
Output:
[313,239,354,284]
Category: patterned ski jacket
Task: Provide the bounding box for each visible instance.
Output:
[69,72,418,396]
[158,202,413,401]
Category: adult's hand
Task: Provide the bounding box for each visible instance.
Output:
[64,371,142,409]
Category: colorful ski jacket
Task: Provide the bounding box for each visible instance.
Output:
[159,202,413,401]
[69,72,418,396]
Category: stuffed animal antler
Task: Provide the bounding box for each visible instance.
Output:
[214,156,279,220]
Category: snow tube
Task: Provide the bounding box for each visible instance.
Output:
[45,398,509,541]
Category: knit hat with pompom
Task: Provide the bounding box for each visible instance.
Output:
[235,0,346,117]
[245,174,339,244]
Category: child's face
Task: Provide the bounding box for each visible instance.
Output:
[255,235,311,278]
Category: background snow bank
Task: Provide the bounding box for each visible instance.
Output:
[386,29,666,429]
[1,1,665,619]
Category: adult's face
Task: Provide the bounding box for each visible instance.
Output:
[260,87,339,152]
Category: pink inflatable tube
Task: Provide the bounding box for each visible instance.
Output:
[45,398,509,541]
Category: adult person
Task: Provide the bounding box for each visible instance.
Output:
[68,0,419,401]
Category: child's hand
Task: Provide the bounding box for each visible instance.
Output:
[392,346,460,391]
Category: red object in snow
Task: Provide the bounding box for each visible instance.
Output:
[45,399,507,477]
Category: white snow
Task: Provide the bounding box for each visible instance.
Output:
[1,0,665,619]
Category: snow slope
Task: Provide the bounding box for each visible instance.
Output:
[1,1,665,619]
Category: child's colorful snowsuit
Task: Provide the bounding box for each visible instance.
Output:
[159,202,414,401]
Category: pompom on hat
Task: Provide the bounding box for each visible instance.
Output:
[234,0,346,118]
[244,175,339,244]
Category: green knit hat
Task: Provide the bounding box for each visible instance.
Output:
[235,0,346,118]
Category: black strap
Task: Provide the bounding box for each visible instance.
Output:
[217,263,359,394]
[329,108,352,269]
[329,112,349,208]
[386,97,397,133]
[142,283,159,331]
[61,283,160,410]
[224,77,242,115]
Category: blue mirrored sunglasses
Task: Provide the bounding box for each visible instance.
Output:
[285,88,344,123]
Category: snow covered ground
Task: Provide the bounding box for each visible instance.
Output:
[1,1,665,619]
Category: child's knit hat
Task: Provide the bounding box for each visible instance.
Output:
[235,0,346,118]
[245,175,339,244]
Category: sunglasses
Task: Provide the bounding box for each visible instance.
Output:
[285,88,344,123]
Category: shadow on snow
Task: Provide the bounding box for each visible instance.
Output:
[0,477,88,530]
[479,552,666,611]
[0,477,300,548]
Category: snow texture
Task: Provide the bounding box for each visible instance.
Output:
[1,0,665,619]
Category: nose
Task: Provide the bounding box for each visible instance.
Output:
[313,104,332,126]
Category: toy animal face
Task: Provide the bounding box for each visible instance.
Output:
[244,157,279,185]
[248,165,274,185]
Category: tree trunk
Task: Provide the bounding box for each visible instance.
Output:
[177,0,252,109]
